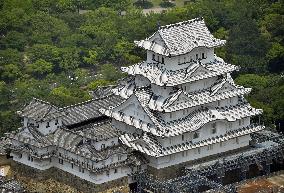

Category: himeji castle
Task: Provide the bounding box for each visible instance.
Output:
[2,18,284,193]
[100,17,263,169]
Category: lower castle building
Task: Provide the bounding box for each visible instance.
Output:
[2,18,277,192]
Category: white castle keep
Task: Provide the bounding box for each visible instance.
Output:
[4,18,264,186]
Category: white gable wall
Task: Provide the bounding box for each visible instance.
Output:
[112,120,142,135]
[147,47,214,71]
[115,96,153,124]
[179,76,218,93]
[25,118,62,135]
[92,137,119,151]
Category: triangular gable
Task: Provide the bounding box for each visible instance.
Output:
[164,91,194,108]
[18,98,62,121]
[215,81,237,95]
[112,94,154,124]
[148,31,167,49]
[188,64,210,78]
[211,80,237,96]
[20,127,36,140]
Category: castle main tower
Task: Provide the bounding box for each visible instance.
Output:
[100,18,264,169]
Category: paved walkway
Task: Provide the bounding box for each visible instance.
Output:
[143,7,168,14]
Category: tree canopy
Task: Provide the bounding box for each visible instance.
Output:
[0,0,283,135]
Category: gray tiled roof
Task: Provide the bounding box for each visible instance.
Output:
[120,125,265,157]
[0,177,25,193]
[73,120,121,142]
[62,94,124,126]
[17,98,64,121]
[101,86,262,137]
[149,83,251,112]
[135,18,226,56]
[121,56,238,86]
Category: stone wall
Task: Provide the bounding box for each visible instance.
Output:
[9,161,129,193]
[147,146,250,180]
[0,155,12,166]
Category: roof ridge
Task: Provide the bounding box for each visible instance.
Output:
[32,97,59,110]
[159,17,204,30]
[61,93,114,110]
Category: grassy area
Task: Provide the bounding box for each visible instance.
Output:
[175,0,186,7]
[151,0,162,7]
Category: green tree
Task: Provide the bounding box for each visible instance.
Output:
[99,64,124,82]
[1,64,22,82]
[87,79,113,90]
[0,81,9,108]
[26,44,60,65]
[0,49,22,66]
[59,47,81,71]
[0,31,27,51]
[26,59,53,77]
[28,12,70,44]
[266,42,284,72]
[114,39,141,64]
[83,50,98,66]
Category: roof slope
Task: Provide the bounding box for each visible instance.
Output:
[121,56,238,87]
[62,94,125,126]
[135,18,226,56]
[17,98,63,121]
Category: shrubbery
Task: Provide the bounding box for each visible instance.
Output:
[160,1,175,8]
[133,0,154,9]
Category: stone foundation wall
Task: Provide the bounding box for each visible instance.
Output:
[147,146,250,180]
[9,161,129,193]
[0,155,11,166]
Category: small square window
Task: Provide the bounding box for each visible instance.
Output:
[114,168,118,173]
[193,132,199,139]
[212,128,217,134]
[46,122,50,128]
